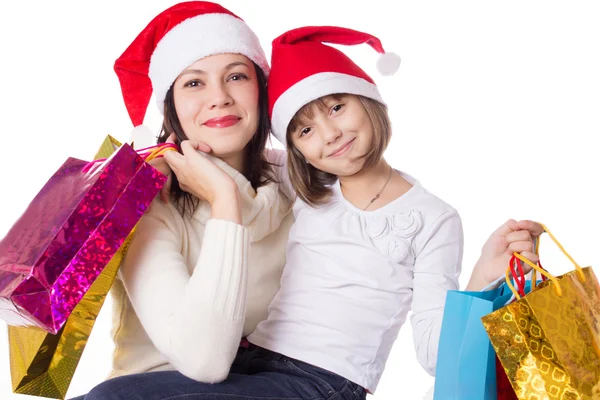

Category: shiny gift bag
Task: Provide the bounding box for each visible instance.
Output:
[3,136,171,399]
[0,138,166,333]
[482,225,600,399]
[7,251,123,399]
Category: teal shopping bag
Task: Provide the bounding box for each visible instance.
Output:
[433,280,538,400]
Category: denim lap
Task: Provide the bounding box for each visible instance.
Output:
[70,346,366,400]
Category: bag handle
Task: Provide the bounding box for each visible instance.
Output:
[509,255,527,297]
[82,142,178,173]
[531,237,541,289]
[525,237,549,290]
[506,224,585,299]
[506,237,549,297]
[140,143,178,162]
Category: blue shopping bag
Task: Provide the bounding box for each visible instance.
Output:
[433,280,537,400]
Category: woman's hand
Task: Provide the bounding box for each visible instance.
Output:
[163,139,241,224]
[147,134,211,203]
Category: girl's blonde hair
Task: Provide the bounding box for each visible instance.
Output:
[286,94,392,207]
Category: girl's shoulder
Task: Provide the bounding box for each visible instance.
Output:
[393,170,459,217]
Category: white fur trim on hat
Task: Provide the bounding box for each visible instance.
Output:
[270,72,384,146]
[149,13,269,114]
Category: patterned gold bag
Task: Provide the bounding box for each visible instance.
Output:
[7,136,171,399]
[482,224,600,399]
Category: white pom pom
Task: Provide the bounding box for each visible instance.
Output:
[376,52,401,76]
[129,125,156,150]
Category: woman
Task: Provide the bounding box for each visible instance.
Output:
[99,0,293,387]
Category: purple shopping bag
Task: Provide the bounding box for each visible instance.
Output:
[0,142,166,334]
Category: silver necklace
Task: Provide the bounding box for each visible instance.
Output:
[363,166,393,211]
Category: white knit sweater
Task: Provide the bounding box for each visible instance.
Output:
[108,150,293,382]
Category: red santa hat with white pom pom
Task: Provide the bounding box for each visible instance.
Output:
[113,1,270,148]
[268,26,400,146]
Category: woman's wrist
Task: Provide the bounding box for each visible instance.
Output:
[210,185,242,224]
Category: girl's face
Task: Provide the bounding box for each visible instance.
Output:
[289,95,374,177]
[172,53,260,161]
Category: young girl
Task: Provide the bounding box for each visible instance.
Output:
[248,25,543,395]
[80,25,542,400]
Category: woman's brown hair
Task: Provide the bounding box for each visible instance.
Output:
[286,94,391,207]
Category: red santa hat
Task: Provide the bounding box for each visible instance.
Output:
[268,26,400,145]
[114,1,269,146]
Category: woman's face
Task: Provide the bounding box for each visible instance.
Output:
[173,53,260,161]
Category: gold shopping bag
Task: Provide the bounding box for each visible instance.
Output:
[482,224,600,399]
[7,135,172,399]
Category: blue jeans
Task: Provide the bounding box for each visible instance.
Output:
[70,344,366,400]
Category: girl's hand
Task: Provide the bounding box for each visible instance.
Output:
[466,219,544,290]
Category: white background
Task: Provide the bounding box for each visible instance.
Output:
[0,1,599,399]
